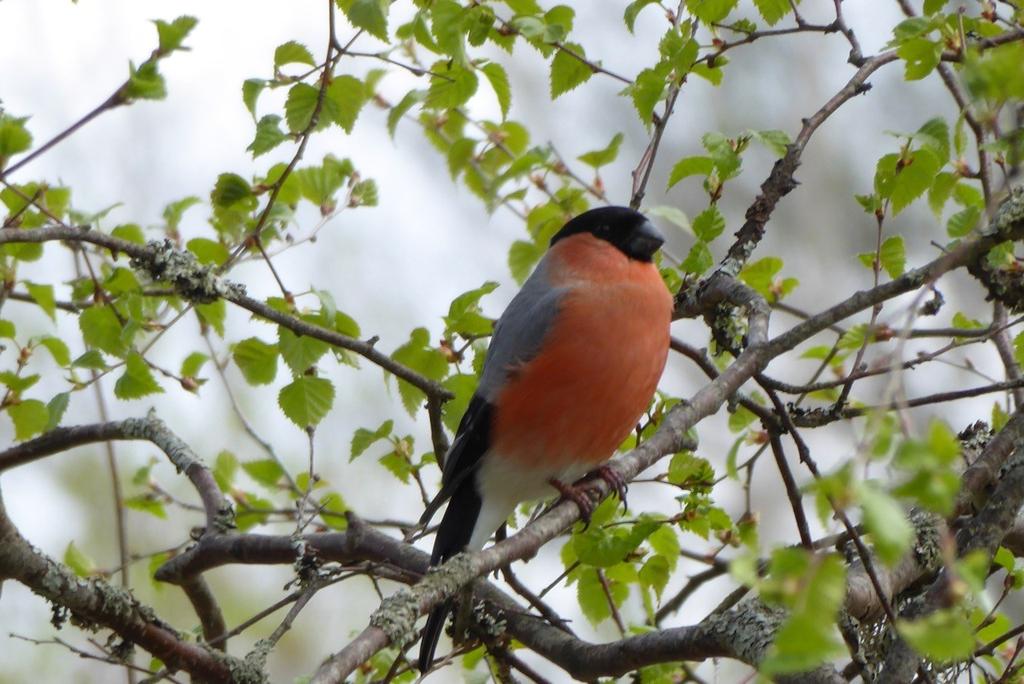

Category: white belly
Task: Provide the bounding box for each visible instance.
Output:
[468,452,593,550]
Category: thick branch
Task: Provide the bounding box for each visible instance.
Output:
[0,491,253,683]
[0,412,231,533]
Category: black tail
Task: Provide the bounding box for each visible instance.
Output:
[417,480,482,673]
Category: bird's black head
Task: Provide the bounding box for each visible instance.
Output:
[549,206,665,262]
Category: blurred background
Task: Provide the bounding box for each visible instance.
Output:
[0,1,1008,681]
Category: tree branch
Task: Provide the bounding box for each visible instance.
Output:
[0,491,248,683]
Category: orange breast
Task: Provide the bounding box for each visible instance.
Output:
[491,234,673,470]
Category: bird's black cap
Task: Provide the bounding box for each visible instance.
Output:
[550,206,665,262]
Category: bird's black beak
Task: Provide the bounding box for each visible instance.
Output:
[628,219,665,261]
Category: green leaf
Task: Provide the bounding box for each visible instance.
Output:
[892,17,932,43]
[186,237,229,266]
[72,350,107,370]
[639,554,670,598]
[278,376,335,428]
[577,568,625,624]
[691,61,725,85]
[659,29,698,72]
[426,63,478,109]
[753,0,792,25]
[550,44,593,98]
[210,173,253,208]
[898,37,941,80]
[232,337,279,386]
[125,495,167,519]
[242,459,285,488]
[125,60,167,101]
[0,114,33,161]
[0,372,39,393]
[234,492,272,531]
[761,553,846,675]
[761,612,845,675]
[702,131,742,179]
[923,0,946,13]
[681,241,713,275]
[213,450,238,491]
[445,281,498,337]
[573,519,659,568]
[112,223,146,245]
[180,351,208,379]
[326,75,368,133]
[947,205,981,238]
[891,420,962,514]
[916,117,950,162]
[79,305,125,356]
[928,171,957,215]
[247,115,288,157]
[630,67,666,126]
[36,336,70,366]
[8,399,50,440]
[879,235,906,278]
[285,82,323,133]
[293,155,353,207]
[624,0,659,32]
[278,325,330,373]
[667,452,713,486]
[648,524,681,570]
[379,449,414,483]
[751,129,791,157]
[668,156,714,188]
[859,483,914,564]
[692,205,725,242]
[441,373,476,433]
[351,419,394,459]
[837,323,873,351]
[728,403,756,432]
[350,178,378,207]
[578,133,624,168]
[24,281,56,321]
[319,491,349,529]
[114,353,164,399]
[63,541,95,577]
[387,90,424,137]
[154,16,197,53]
[338,0,389,41]
[892,148,941,215]
[104,268,140,296]
[196,300,226,336]
[508,239,544,284]
[163,195,202,230]
[390,328,449,415]
[242,79,266,120]
[274,41,316,70]
[481,62,511,119]
[0,320,15,339]
[685,0,738,23]
[647,205,690,233]
[740,256,783,297]
[898,610,976,661]
[431,0,468,59]
[46,392,69,431]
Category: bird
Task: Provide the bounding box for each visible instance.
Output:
[417,205,674,673]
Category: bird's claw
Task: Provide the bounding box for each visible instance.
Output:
[549,478,596,525]
[594,464,629,512]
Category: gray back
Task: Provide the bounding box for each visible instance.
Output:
[477,255,568,401]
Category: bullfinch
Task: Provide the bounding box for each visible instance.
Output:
[417,206,673,672]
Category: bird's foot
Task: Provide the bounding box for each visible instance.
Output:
[592,464,628,512]
[549,478,596,524]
